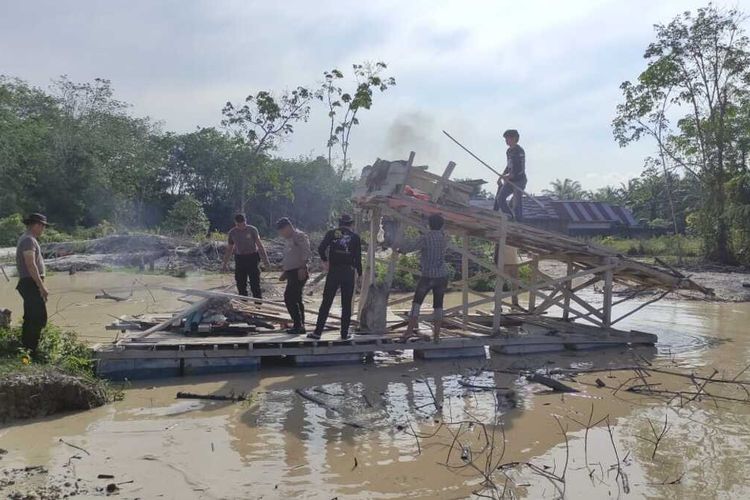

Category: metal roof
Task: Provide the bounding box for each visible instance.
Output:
[551,201,639,227]
[469,197,639,227]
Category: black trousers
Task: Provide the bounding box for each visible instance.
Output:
[235,253,261,298]
[283,269,308,329]
[16,277,47,353]
[495,178,527,221]
[413,276,449,309]
[314,266,355,336]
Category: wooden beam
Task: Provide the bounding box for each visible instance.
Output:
[493,221,507,332]
[528,259,538,312]
[562,260,573,321]
[603,257,615,326]
[611,289,670,325]
[462,233,470,328]
[431,161,456,201]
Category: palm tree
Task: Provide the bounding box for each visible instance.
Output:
[542,178,588,200]
[590,185,625,204]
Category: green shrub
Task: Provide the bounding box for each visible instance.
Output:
[39,226,73,243]
[375,253,419,291]
[0,324,95,376]
[71,220,117,240]
[163,196,209,238]
[0,213,25,246]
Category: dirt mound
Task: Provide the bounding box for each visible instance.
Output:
[44,233,182,257]
[0,368,108,422]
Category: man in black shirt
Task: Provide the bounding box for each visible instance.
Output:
[307,214,362,340]
[494,129,527,221]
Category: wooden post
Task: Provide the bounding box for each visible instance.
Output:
[357,208,379,320]
[383,152,416,289]
[528,259,538,313]
[462,233,470,329]
[602,257,614,327]
[431,161,456,201]
[493,219,506,333]
[562,260,573,321]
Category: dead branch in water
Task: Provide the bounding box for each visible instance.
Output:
[636,413,670,460]
[605,416,630,495]
[416,378,442,411]
[95,289,133,302]
[59,438,90,456]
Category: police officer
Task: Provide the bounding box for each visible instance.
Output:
[307,214,362,340]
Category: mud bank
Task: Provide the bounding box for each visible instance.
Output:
[0,368,108,422]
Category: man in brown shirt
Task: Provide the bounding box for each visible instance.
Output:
[221,213,270,298]
[276,217,311,334]
[15,213,50,354]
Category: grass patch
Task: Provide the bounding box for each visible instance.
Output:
[591,235,703,260]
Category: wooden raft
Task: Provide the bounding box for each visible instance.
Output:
[92,151,709,379]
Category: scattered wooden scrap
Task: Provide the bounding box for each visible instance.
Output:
[527,373,579,393]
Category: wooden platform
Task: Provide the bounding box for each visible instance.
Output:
[90,151,703,380]
[93,317,657,380]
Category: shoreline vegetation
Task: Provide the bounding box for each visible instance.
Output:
[0,325,120,423]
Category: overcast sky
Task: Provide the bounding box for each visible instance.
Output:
[2,0,748,193]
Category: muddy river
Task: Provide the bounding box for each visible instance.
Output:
[1,272,749,499]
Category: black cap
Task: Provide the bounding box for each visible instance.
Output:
[23,213,50,226]
[338,214,354,226]
[275,217,292,229]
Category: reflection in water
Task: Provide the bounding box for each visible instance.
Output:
[1,272,749,498]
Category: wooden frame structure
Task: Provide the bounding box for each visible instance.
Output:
[352,152,710,336]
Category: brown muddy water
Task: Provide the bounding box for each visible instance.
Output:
[1,272,749,499]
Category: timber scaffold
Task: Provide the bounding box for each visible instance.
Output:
[93,152,710,379]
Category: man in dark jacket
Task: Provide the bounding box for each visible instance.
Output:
[308,214,362,340]
[15,213,50,354]
[494,129,527,221]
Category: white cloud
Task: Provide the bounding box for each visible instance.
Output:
[2,0,748,194]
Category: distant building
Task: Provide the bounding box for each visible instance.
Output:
[470,196,641,236]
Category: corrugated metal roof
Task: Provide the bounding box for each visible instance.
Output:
[469,197,639,227]
[551,201,638,227]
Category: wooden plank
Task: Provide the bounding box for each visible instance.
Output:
[127,297,211,340]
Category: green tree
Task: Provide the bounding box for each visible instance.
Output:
[589,185,625,204]
[613,5,750,263]
[221,87,312,211]
[163,196,209,238]
[317,62,395,174]
[542,178,588,200]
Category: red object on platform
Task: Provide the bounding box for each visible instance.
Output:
[403,185,430,201]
